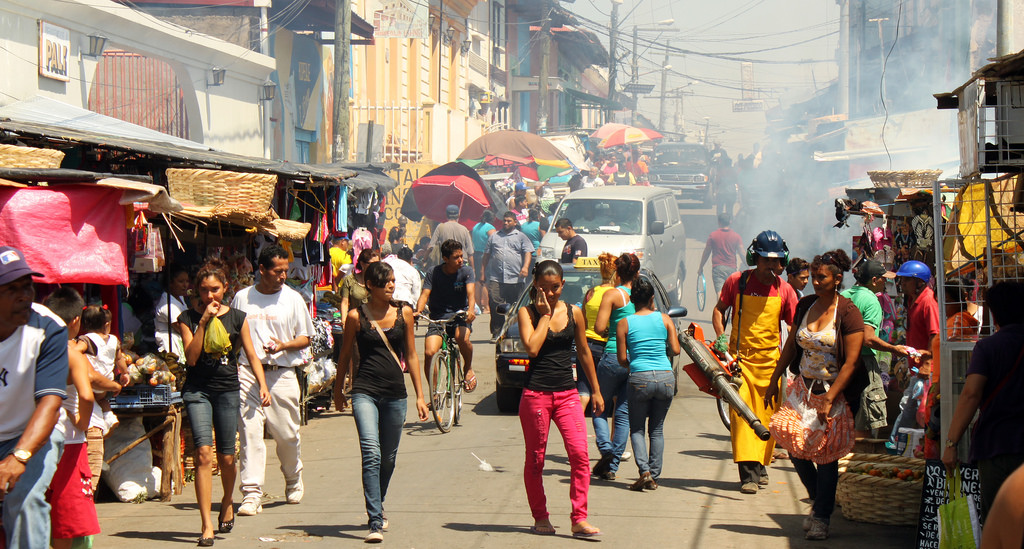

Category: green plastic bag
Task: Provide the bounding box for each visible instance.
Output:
[203,316,232,357]
[938,468,978,549]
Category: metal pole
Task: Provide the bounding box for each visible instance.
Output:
[537,0,552,133]
[658,43,669,130]
[631,26,638,119]
[607,1,619,117]
[260,6,272,159]
[838,0,849,115]
[332,0,352,162]
[998,0,1014,56]
[868,17,888,110]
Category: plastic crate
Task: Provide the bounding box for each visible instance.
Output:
[110,385,182,410]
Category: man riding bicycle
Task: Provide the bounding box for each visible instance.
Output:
[416,239,478,392]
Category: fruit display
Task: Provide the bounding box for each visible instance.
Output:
[845,464,924,481]
[125,352,180,388]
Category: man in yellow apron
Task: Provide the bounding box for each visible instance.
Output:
[712,230,799,494]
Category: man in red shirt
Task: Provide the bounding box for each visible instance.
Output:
[699,214,744,294]
[896,260,940,371]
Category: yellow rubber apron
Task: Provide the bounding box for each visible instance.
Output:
[729,282,782,465]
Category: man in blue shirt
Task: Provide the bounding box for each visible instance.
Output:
[482,211,534,341]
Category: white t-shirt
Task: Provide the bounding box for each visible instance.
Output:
[231,285,314,368]
[383,255,422,306]
[0,306,68,442]
[154,292,188,356]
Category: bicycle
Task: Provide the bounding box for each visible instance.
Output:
[420,310,468,433]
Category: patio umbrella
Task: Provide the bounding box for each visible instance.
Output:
[401,162,494,229]
[598,126,664,148]
[459,130,571,163]
[590,122,631,140]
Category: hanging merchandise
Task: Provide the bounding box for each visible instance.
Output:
[132,213,165,273]
[351,227,373,258]
[336,186,349,233]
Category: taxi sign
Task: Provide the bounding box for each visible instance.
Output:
[574,257,601,269]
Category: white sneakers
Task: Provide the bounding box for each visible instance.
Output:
[364,527,384,543]
[237,497,262,516]
[285,480,304,504]
[101,410,119,435]
[620,451,632,462]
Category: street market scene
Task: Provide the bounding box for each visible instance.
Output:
[2,0,1024,548]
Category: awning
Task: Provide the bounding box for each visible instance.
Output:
[0,168,183,213]
[0,97,363,186]
[564,88,619,109]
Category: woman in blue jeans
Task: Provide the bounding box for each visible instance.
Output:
[334,261,429,543]
[178,259,270,546]
[591,253,640,480]
[617,278,680,491]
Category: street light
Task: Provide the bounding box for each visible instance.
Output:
[631,22,679,114]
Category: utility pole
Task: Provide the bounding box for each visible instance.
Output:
[332,0,352,162]
[868,16,888,111]
[607,0,620,118]
[837,0,849,115]
[631,26,639,108]
[537,0,552,133]
[657,43,669,131]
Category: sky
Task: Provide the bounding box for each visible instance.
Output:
[569,0,841,154]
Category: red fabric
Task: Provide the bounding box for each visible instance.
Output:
[906,286,940,369]
[769,376,855,465]
[719,269,799,324]
[0,186,128,285]
[705,229,743,269]
[46,443,100,539]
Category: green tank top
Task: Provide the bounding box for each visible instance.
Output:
[604,286,634,354]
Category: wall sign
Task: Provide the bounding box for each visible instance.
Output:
[39,21,70,82]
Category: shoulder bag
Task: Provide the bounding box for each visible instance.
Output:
[361,305,407,373]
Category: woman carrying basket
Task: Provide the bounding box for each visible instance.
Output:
[765,249,864,541]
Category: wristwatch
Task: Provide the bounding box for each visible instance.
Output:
[11,448,31,464]
[945,439,959,448]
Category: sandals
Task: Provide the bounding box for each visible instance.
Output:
[530,524,556,535]
[571,523,602,539]
[463,373,477,393]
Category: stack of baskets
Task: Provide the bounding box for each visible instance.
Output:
[867,169,943,189]
[166,168,277,214]
[836,453,925,526]
[0,143,65,168]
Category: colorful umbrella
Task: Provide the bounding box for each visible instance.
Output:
[590,122,632,140]
[401,162,496,229]
[459,130,571,162]
[598,126,664,148]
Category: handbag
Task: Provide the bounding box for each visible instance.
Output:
[769,376,855,464]
[938,468,980,549]
[361,305,407,373]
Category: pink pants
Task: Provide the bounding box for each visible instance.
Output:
[519,388,591,524]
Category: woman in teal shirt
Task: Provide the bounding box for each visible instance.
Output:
[617,278,680,491]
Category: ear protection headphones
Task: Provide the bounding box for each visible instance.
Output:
[745,231,790,267]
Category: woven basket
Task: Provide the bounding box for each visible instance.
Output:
[836,454,925,526]
[0,144,64,169]
[270,219,312,241]
[166,168,277,212]
[867,170,942,189]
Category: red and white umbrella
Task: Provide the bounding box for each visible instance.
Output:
[598,126,664,148]
[590,123,632,140]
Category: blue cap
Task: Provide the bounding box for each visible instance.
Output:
[0,246,42,286]
[446,204,460,218]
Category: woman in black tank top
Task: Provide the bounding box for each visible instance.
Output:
[516,260,604,538]
[333,262,428,542]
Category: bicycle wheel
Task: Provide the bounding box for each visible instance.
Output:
[431,349,455,433]
[452,351,464,426]
[696,272,707,312]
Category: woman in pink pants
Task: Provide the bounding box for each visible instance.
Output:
[517,260,604,538]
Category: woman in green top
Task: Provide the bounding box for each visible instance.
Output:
[340,248,380,320]
[591,253,640,480]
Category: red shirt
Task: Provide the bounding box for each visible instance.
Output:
[706,229,744,269]
[906,286,940,356]
[719,269,798,324]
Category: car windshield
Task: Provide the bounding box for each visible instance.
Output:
[515,270,605,311]
[653,146,707,167]
[552,198,644,235]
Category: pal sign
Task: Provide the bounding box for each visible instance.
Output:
[39,21,70,82]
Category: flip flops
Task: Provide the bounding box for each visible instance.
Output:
[463,373,478,393]
[571,526,602,539]
[530,525,556,535]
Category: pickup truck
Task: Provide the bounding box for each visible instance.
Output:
[647,142,713,205]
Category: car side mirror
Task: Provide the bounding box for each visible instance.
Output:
[496,303,511,316]
[666,306,688,318]
[649,220,665,235]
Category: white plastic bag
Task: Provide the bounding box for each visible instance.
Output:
[103,417,161,502]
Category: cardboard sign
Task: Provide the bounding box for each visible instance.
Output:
[915,460,982,548]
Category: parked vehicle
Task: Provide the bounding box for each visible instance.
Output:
[492,262,685,413]
[536,186,687,305]
[647,142,713,205]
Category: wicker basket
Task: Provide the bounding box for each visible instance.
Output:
[166,168,277,212]
[0,144,65,169]
[270,218,312,241]
[867,169,942,189]
[836,453,925,526]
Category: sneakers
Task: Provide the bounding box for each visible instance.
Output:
[805,517,829,540]
[237,497,262,516]
[364,526,384,543]
[740,482,759,494]
[620,451,632,462]
[285,479,304,504]
[759,473,769,487]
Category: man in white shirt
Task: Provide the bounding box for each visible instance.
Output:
[581,166,604,188]
[0,246,68,548]
[232,245,315,516]
[383,246,422,308]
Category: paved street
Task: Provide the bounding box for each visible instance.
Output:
[94,206,918,548]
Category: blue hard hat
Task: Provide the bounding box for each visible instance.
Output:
[895,260,931,283]
[752,230,788,258]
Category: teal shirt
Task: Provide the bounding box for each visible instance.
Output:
[521,221,542,250]
[471,222,494,254]
[604,286,635,354]
[625,312,671,372]
[841,284,882,357]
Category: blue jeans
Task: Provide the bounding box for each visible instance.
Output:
[592,351,630,473]
[791,458,839,523]
[183,387,240,455]
[351,393,407,529]
[627,370,674,479]
[2,428,63,549]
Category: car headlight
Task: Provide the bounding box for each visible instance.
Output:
[500,337,525,353]
[701,174,709,182]
[538,247,555,259]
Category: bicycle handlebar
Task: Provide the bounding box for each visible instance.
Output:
[418,309,469,326]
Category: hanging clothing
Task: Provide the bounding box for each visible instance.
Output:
[336,186,349,233]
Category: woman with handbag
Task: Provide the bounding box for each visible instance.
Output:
[333,261,429,543]
[765,249,864,541]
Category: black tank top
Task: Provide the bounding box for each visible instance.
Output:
[351,306,408,399]
[525,302,577,392]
